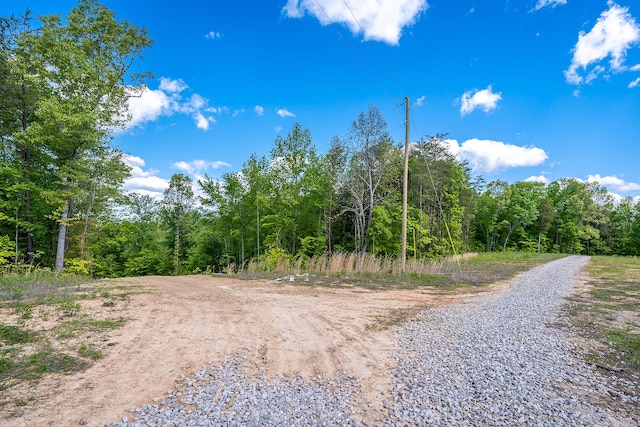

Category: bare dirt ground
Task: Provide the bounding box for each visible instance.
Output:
[2,275,510,427]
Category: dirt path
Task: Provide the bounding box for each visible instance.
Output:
[6,275,509,427]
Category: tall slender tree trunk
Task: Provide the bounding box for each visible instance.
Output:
[537,232,542,253]
[55,200,70,272]
[21,102,35,264]
[79,186,95,260]
[174,223,180,275]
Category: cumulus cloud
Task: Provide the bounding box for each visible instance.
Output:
[126,88,172,129]
[587,174,640,192]
[122,154,169,199]
[414,95,426,107]
[159,77,188,93]
[124,78,224,131]
[283,0,427,45]
[255,105,265,116]
[565,2,640,85]
[629,77,640,88]
[445,138,548,173]
[532,0,566,12]
[194,112,211,130]
[173,160,232,175]
[525,175,549,184]
[277,108,296,118]
[459,85,502,116]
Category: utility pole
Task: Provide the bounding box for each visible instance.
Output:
[401,97,410,272]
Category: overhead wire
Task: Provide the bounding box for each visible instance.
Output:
[311,0,394,100]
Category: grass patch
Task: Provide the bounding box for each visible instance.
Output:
[0,271,134,397]
[605,328,640,370]
[14,349,86,380]
[0,270,90,302]
[78,342,102,360]
[0,324,37,345]
[563,255,640,384]
[53,317,127,339]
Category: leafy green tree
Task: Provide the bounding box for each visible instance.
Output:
[535,196,554,253]
[0,10,49,265]
[336,105,399,254]
[162,174,194,275]
[263,123,317,253]
[200,171,251,266]
[11,0,152,271]
[497,182,544,251]
[546,179,609,254]
[410,135,469,257]
[472,180,507,251]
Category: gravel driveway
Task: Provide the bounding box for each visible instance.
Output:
[110,255,638,426]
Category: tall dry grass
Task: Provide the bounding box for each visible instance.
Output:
[234,251,474,277]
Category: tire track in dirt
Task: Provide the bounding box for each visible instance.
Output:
[6,275,508,427]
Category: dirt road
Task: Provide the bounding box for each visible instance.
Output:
[6,275,508,426]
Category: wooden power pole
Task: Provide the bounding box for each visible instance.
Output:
[401,97,410,272]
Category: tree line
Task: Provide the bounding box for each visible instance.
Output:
[2,1,639,276]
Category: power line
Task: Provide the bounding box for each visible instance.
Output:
[311,0,393,100]
[339,0,407,97]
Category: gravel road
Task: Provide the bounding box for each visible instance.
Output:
[109,256,638,426]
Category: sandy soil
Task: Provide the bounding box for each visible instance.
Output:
[4,275,509,427]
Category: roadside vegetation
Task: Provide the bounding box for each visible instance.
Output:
[0,270,135,409]
[562,256,639,407]
[236,250,566,289]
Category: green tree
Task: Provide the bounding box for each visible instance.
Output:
[162,174,194,275]
[497,182,544,251]
[535,195,554,253]
[337,105,399,254]
[13,0,152,271]
[410,135,469,257]
[263,123,318,253]
[0,10,48,265]
[546,179,609,254]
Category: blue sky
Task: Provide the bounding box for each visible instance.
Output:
[3,0,640,202]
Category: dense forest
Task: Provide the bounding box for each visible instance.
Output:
[2,1,640,277]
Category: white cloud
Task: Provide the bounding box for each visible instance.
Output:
[194,112,211,130]
[414,95,426,107]
[631,64,640,71]
[445,138,548,173]
[184,94,207,112]
[283,0,427,45]
[126,88,172,129]
[274,126,283,132]
[587,174,640,192]
[532,0,566,12]
[205,31,223,39]
[206,106,229,115]
[459,85,502,116]
[122,155,169,199]
[232,109,245,117]
[159,77,188,93]
[124,78,223,131]
[277,108,296,118]
[173,160,232,175]
[255,105,265,116]
[629,77,640,88]
[525,175,549,184]
[565,2,640,85]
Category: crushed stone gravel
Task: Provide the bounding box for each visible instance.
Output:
[108,256,638,426]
